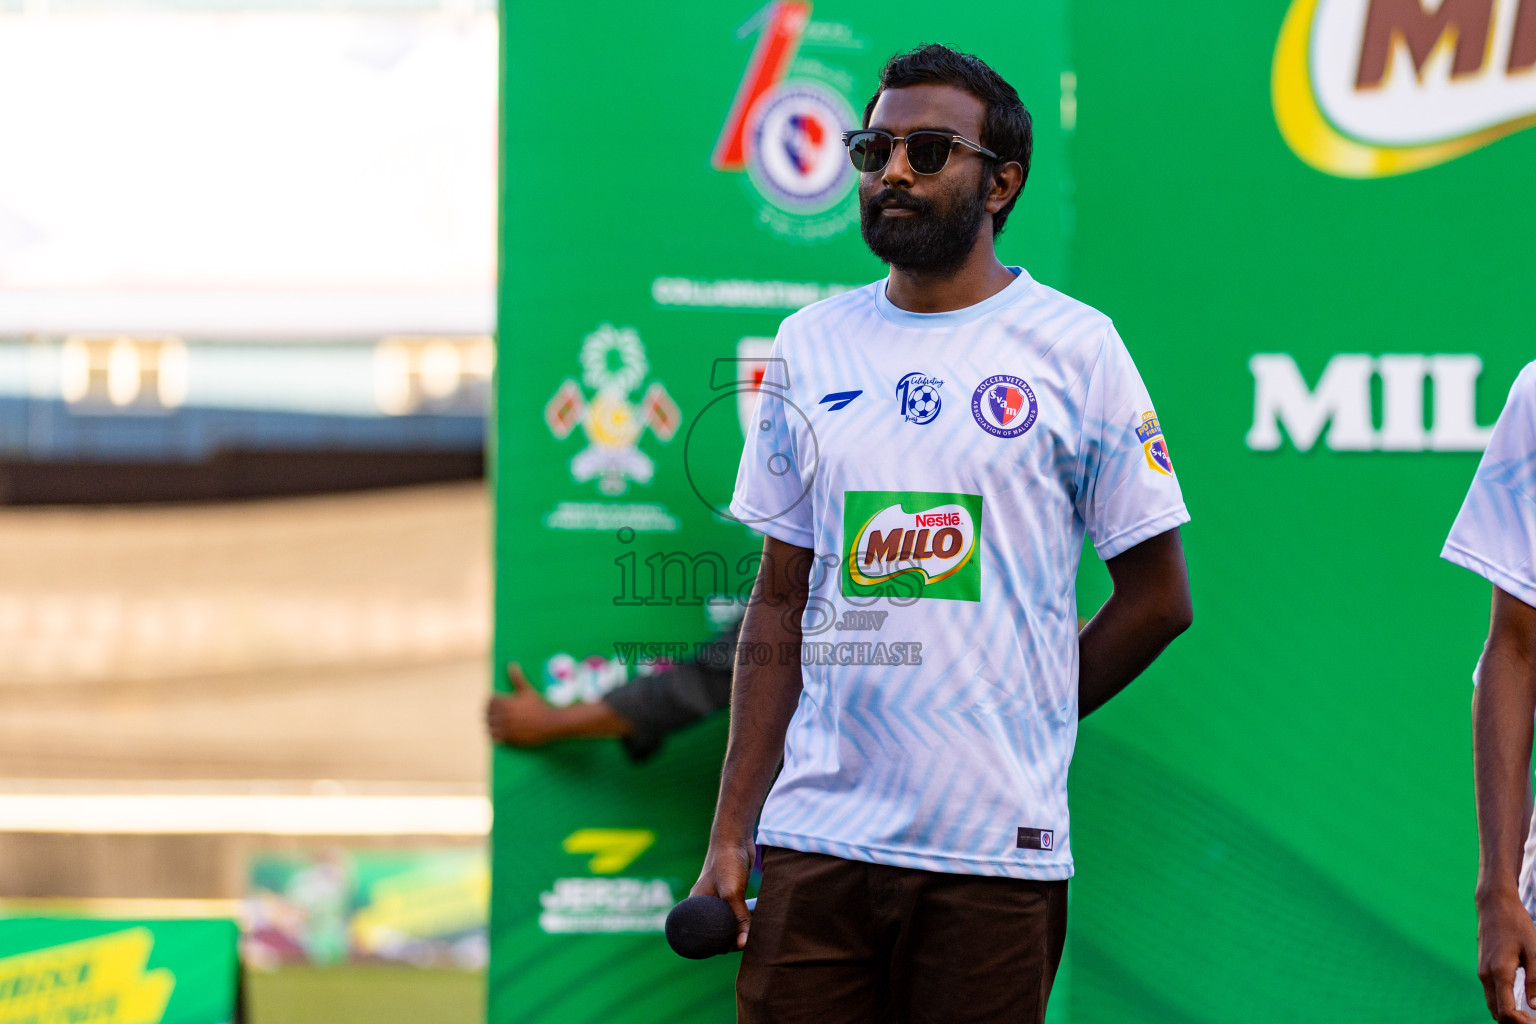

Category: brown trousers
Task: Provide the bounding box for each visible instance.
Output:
[737,847,1067,1024]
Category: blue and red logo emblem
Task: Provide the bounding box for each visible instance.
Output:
[782,113,824,174]
[971,375,1038,439]
[746,86,854,211]
[711,2,858,234]
[1135,411,1174,476]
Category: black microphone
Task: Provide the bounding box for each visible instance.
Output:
[664,895,757,959]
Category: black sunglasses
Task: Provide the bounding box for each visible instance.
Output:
[841,129,998,175]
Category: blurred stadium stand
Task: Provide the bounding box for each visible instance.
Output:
[0,335,491,502]
[0,481,491,899]
[0,0,496,925]
[0,0,497,501]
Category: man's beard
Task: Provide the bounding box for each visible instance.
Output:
[859,173,989,276]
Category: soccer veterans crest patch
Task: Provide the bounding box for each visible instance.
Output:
[970,375,1038,439]
[1136,411,1174,476]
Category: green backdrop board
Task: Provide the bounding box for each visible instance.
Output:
[494,0,1535,1020]
[491,3,1068,1021]
[1065,0,1534,1020]
[0,917,238,1024]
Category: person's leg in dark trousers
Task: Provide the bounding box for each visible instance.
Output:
[885,869,1068,1024]
[737,848,890,1024]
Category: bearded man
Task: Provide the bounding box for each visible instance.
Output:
[692,44,1194,1024]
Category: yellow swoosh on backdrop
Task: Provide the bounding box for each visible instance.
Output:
[1272,0,1536,177]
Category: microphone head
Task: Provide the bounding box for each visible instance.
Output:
[665,895,739,959]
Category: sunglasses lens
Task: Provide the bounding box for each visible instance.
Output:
[906,133,953,174]
[847,132,892,172]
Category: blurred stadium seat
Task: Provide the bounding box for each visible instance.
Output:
[0,0,497,501]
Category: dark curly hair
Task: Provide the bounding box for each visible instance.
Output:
[862,44,1033,236]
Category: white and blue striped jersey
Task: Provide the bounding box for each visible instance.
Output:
[1444,362,1536,610]
[1442,361,1536,919]
[730,267,1190,880]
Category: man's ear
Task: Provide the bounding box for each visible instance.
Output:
[986,162,1025,214]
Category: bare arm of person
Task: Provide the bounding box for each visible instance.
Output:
[485,663,633,746]
[689,535,812,949]
[1078,527,1193,719]
[1474,586,1536,1024]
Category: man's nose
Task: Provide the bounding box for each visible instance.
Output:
[880,140,916,188]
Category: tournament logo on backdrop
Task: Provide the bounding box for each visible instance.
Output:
[1274,0,1536,177]
[842,490,983,602]
[971,375,1039,439]
[1136,411,1175,476]
[712,1,864,242]
[748,86,854,212]
[544,324,680,496]
[895,372,944,424]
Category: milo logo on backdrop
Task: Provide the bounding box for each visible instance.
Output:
[1275,0,1536,176]
[842,491,983,603]
[713,2,867,242]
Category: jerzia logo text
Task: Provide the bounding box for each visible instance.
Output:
[843,491,983,603]
[1275,0,1536,177]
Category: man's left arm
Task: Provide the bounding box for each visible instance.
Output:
[1078,527,1192,718]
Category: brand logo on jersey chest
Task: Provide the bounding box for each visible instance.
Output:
[842,490,983,603]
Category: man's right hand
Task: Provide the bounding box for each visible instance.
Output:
[690,838,755,950]
[689,536,812,952]
[486,662,635,747]
[485,663,567,746]
[1478,891,1536,1023]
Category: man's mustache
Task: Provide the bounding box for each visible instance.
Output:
[864,189,931,217]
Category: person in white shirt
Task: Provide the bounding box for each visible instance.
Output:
[1444,362,1536,1024]
[690,44,1193,1024]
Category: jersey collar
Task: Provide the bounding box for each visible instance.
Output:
[873,266,1034,329]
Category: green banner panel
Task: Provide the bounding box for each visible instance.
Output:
[492,3,1068,1021]
[0,918,238,1024]
[497,0,1531,1020]
[1066,1,1535,1020]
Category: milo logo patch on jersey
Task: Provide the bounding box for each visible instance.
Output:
[842,490,983,602]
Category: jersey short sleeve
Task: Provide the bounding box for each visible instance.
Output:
[1443,362,1536,609]
[1074,325,1190,559]
[730,333,816,549]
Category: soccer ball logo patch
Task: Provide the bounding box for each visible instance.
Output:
[896,372,944,425]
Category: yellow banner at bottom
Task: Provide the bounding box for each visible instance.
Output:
[0,928,174,1024]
